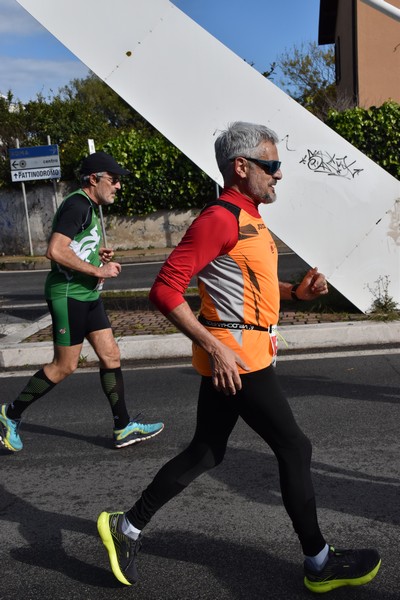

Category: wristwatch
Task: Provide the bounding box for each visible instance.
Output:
[291,284,300,301]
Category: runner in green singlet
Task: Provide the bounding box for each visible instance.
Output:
[0,152,164,452]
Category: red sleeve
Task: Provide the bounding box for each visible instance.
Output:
[149,206,238,315]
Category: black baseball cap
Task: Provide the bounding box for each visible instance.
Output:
[80,151,130,176]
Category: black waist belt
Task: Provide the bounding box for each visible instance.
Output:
[198,315,273,332]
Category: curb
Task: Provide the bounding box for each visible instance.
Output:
[1,320,399,369]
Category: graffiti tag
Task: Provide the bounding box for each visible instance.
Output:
[300,150,364,179]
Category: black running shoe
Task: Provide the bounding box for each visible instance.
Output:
[304,545,381,593]
[97,511,142,586]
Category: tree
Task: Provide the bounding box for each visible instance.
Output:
[59,74,150,131]
[0,74,152,185]
[0,74,215,211]
[21,74,153,180]
[274,42,352,120]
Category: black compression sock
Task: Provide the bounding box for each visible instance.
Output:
[99,367,130,429]
[7,368,56,420]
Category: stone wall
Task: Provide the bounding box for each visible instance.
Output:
[0,182,199,255]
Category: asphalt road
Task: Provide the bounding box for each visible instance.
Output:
[1,352,399,600]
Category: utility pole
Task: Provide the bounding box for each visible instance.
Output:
[16,138,34,256]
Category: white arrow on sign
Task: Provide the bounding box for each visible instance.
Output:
[11,167,62,182]
[10,155,60,170]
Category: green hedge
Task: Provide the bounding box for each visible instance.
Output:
[101,130,215,216]
[326,101,400,180]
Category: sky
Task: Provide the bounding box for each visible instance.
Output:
[0,0,323,103]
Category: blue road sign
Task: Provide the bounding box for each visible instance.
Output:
[9,144,59,159]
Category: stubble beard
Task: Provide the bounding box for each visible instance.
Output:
[261,190,276,205]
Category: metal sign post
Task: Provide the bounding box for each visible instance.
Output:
[47,135,59,212]
[87,138,108,247]
[15,139,33,256]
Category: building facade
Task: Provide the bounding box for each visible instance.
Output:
[319,0,400,108]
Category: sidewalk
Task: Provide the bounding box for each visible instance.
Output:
[1,312,399,369]
[1,249,399,369]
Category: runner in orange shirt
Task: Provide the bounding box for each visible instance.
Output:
[97,122,381,594]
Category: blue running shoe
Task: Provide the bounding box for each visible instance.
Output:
[113,419,164,448]
[0,404,23,452]
[97,511,142,585]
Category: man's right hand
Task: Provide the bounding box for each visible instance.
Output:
[161,300,250,396]
[100,261,122,278]
[210,345,250,396]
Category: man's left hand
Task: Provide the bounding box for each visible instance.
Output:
[99,247,114,264]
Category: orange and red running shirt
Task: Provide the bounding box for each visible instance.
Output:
[149,188,280,375]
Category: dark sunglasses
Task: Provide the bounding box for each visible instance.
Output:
[96,173,121,185]
[230,156,281,175]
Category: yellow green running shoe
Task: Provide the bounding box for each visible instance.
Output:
[304,545,381,593]
[97,511,142,586]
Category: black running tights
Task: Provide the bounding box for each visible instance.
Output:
[127,365,326,556]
